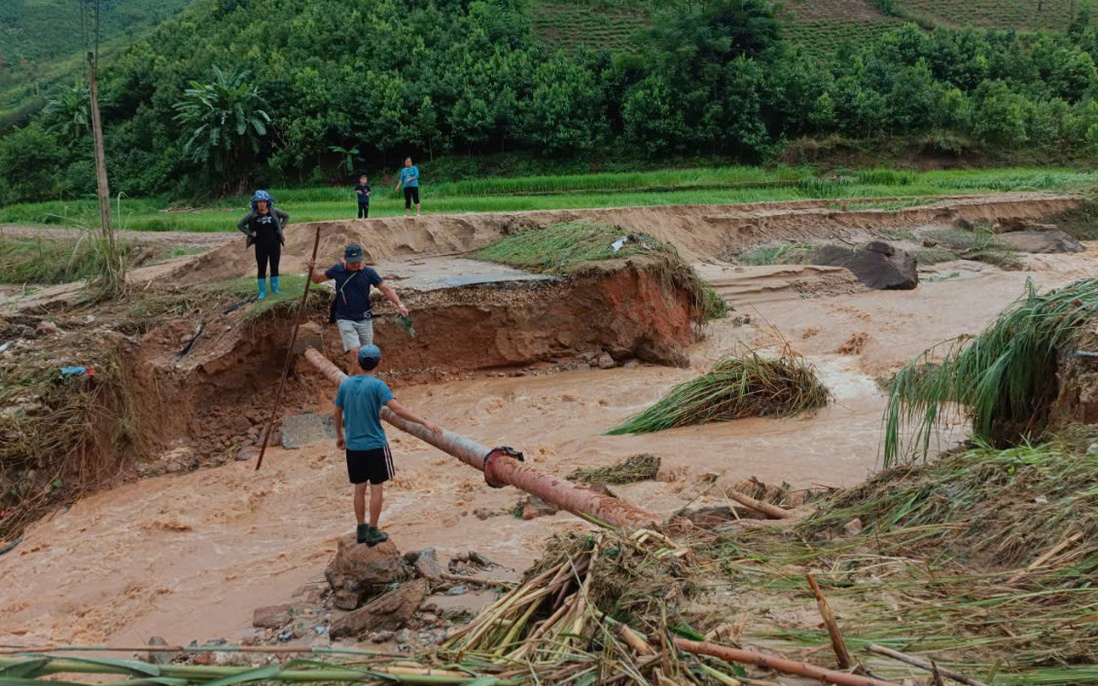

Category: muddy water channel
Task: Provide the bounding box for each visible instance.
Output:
[2,249,1096,649]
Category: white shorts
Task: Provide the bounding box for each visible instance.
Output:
[336,318,374,351]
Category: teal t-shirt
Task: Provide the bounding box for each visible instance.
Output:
[399,166,419,188]
[334,375,395,450]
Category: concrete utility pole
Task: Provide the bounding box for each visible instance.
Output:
[86,50,114,249]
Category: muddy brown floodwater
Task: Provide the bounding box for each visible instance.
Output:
[2,229,1096,651]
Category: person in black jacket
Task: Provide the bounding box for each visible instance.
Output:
[237,190,290,299]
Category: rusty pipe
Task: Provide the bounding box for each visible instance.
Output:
[302,347,657,529]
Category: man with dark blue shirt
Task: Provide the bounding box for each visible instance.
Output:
[308,243,409,371]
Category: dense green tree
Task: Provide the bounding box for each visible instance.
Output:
[172,66,271,178]
[42,81,89,142]
[0,122,65,203]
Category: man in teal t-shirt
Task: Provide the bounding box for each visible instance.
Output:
[394,156,421,218]
[334,344,441,546]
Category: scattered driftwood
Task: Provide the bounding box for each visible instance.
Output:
[867,644,990,686]
[673,638,904,686]
[806,573,853,669]
[725,488,794,519]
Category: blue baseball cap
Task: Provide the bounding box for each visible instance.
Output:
[358,345,381,366]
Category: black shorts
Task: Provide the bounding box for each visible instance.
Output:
[346,446,394,485]
[404,186,420,209]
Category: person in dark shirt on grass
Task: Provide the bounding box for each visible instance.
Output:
[335,344,442,545]
[354,175,371,219]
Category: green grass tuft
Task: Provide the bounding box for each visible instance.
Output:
[607,350,829,435]
[474,220,728,324]
[883,278,1098,466]
[738,242,815,266]
[472,220,651,272]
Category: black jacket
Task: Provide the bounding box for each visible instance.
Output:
[237,207,290,248]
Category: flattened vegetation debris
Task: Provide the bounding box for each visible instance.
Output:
[568,453,661,485]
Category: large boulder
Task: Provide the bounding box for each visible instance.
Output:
[325,534,409,610]
[329,579,428,639]
[812,241,918,290]
[997,230,1084,254]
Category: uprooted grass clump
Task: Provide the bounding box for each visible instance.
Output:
[473,221,728,323]
[607,350,829,435]
[883,278,1098,465]
[568,453,661,485]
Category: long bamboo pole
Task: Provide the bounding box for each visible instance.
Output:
[0,655,498,684]
[256,225,321,471]
[301,347,658,530]
[672,639,904,686]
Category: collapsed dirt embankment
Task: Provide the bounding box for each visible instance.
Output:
[0,256,702,539]
[176,192,1083,283]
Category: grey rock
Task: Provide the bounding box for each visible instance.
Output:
[595,352,617,369]
[280,413,337,449]
[253,603,297,629]
[813,241,918,290]
[413,549,446,584]
[145,636,174,665]
[329,579,428,639]
[997,230,1084,254]
[521,495,559,520]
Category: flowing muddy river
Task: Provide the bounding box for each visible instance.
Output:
[2,241,1096,651]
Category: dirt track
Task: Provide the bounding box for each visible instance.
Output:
[1,191,1095,651]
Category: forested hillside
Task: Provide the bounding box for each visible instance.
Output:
[3,0,1098,204]
[0,0,192,88]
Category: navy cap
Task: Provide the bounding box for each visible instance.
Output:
[345,243,364,261]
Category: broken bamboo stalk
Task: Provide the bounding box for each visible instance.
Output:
[672,638,904,686]
[618,624,657,656]
[1006,532,1083,584]
[724,488,794,520]
[866,645,990,686]
[806,573,853,669]
[302,347,659,530]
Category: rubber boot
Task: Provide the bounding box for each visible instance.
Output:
[270,276,280,295]
[257,278,267,300]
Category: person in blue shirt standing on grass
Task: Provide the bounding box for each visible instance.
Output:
[334,344,442,545]
[394,156,420,218]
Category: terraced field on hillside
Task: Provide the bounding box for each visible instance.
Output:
[899,0,1076,31]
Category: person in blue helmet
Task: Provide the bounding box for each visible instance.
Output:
[335,344,442,545]
[237,190,290,299]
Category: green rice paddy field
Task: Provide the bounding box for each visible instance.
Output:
[1,166,1096,233]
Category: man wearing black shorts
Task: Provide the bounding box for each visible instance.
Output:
[334,344,442,545]
[394,156,420,217]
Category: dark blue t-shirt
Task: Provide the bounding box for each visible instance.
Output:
[325,263,384,321]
